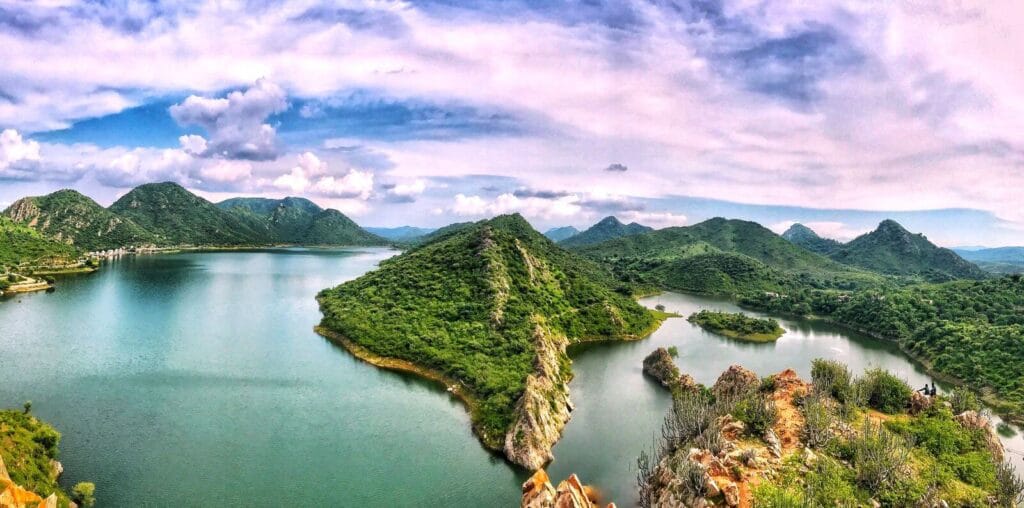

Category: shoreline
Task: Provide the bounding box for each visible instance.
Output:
[312,324,498,450]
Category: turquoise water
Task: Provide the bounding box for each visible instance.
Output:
[1,250,1020,506]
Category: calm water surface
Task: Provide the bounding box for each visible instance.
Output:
[1,251,1020,506]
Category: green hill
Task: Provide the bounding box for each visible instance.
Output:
[577,217,881,294]
[218,197,385,245]
[2,189,157,251]
[317,213,660,468]
[0,216,78,268]
[543,226,579,242]
[109,183,270,245]
[558,216,652,247]
[829,220,986,281]
[782,223,842,255]
[954,246,1024,274]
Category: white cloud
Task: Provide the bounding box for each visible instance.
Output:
[618,211,688,229]
[0,129,42,179]
[449,192,581,219]
[170,79,287,161]
[311,169,375,199]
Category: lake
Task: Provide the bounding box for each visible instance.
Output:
[1,249,1020,506]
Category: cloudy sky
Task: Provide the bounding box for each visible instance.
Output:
[1,0,1022,246]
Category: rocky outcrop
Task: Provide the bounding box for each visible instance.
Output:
[956,410,1005,462]
[0,454,58,508]
[521,469,616,508]
[505,323,573,470]
[712,365,759,400]
[643,348,681,388]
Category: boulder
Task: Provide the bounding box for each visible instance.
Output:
[721,481,740,507]
[712,365,759,400]
[643,348,681,388]
[909,391,933,415]
[955,411,1005,462]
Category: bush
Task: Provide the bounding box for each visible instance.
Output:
[995,461,1024,506]
[852,420,912,492]
[947,451,997,488]
[804,457,858,506]
[857,368,912,413]
[732,393,778,436]
[31,427,61,459]
[674,458,708,500]
[802,393,834,448]
[71,482,96,507]
[948,386,981,414]
[811,358,853,401]
[667,346,679,357]
[752,483,804,507]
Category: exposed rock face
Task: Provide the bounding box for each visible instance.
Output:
[643,348,681,388]
[0,454,58,508]
[712,365,759,400]
[909,391,933,415]
[505,323,573,470]
[956,410,1005,462]
[522,469,616,508]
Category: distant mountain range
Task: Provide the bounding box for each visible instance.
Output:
[364,226,436,243]
[783,220,986,281]
[558,216,652,247]
[3,182,387,251]
[953,246,1024,274]
[543,226,579,242]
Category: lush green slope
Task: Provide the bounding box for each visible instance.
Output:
[742,275,1024,422]
[364,226,436,243]
[0,216,78,268]
[543,226,579,242]
[781,223,841,255]
[0,409,72,506]
[829,220,986,281]
[558,216,652,247]
[218,197,385,245]
[109,182,270,245]
[2,189,157,251]
[578,218,882,294]
[687,309,784,341]
[317,214,656,446]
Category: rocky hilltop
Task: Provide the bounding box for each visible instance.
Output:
[521,469,615,508]
[317,214,662,469]
[637,362,1018,507]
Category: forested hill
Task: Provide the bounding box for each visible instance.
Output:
[317,213,659,468]
[218,197,385,246]
[558,216,652,247]
[543,226,579,242]
[0,216,78,268]
[743,275,1024,423]
[2,189,157,251]
[781,223,842,255]
[954,246,1024,274]
[572,217,881,295]
[828,220,986,281]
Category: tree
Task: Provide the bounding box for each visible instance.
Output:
[72,482,96,507]
[23,400,31,414]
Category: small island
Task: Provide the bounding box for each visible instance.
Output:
[687,309,784,342]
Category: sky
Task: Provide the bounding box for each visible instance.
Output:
[1,0,1023,247]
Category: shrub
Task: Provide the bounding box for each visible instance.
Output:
[732,393,778,436]
[948,386,981,414]
[752,483,804,507]
[995,461,1024,507]
[947,451,997,488]
[662,391,716,451]
[674,457,708,500]
[802,393,834,448]
[71,482,96,507]
[694,421,725,455]
[811,358,852,402]
[804,457,858,506]
[667,346,679,357]
[857,368,912,413]
[852,420,912,492]
[31,427,61,459]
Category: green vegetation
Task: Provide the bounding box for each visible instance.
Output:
[0,409,72,506]
[0,216,78,269]
[317,214,658,447]
[109,182,272,245]
[71,482,96,507]
[558,216,652,247]
[543,226,579,242]
[575,217,885,296]
[955,247,1024,275]
[743,275,1024,422]
[781,223,842,255]
[828,220,986,281]
[687,310,784,342]
[2,189,157,250]
[640,361,1020,507]
[218,197,386,245]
